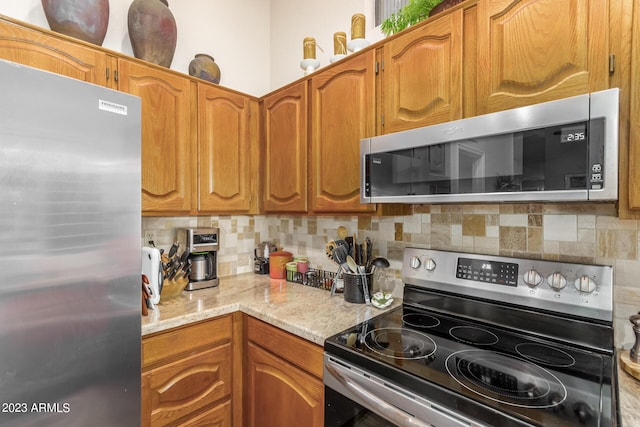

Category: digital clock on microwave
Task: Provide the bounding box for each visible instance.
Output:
[560,124,587,143]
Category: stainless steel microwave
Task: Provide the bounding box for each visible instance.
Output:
[360,88,619,204]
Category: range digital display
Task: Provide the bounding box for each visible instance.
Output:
[456,257,518,287]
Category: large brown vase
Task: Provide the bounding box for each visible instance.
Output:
[127,0,177,68]
[41,0,109,46]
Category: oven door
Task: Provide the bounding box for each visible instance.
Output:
[324,354,486,427]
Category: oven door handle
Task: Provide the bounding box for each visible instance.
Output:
[326,360,476,427]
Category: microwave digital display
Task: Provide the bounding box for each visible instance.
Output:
[560,124,587,143]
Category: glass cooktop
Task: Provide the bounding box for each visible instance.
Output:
[325,303,613,427]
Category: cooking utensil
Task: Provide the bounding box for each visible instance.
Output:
[371,257,390,269]
[367,256,390,273]
[345,255,358,274]
[332,245,349,271]
[347,255,370,305]
[325,239,337,260]
[337,225,349,239]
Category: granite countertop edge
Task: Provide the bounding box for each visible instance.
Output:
[140,273,639,426]
[140,273,400,345]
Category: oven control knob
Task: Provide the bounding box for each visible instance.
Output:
[523,269,543,287]
[423,257,436,271]
[410,256,421,269]
[574,275,597,293]
[547,272,567,291]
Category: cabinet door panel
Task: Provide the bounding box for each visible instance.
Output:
[143,344,232,427]
[382,9,464,132]
[0,18,108,86]
[263,82,308,212]
[477,0,609,113]
[246,342,323,427]
[629,1,640,211]
[310,50,376,213]
[118,60,194,213]
[198,84,256,213]
[178,400,231,427]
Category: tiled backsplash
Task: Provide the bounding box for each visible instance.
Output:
[142,202,640,348]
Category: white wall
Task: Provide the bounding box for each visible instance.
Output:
[0,0,383,96]
[0,0,270,96]
[268,0,383,91]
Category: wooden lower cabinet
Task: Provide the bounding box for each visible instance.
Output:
[142,314,323,427]
[244,316,324,427]
[141,315,238,427]
[179,400,231,427]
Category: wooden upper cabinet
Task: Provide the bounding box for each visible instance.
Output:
[381,8,464,133]
[262,82,308,212]
[118,59,195,214]
[628,0,640,212]
[476,0,609,113]
[0,18,110,86]
[309,50,376,213]
[198,84,258,213]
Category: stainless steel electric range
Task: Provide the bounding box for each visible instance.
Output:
[324,248,618,427]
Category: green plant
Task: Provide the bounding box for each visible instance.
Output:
[380,0,442,36]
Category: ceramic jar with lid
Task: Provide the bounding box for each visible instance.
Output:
[269,251,293,279]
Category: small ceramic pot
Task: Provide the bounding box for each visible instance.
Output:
[189,53,221,84]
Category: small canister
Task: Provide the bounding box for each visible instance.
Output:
[286,261,298,281]
[269,251,293,279]
[295,256,309,275]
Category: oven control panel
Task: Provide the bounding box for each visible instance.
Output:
[456,257,519,287]
[402,248,613,322]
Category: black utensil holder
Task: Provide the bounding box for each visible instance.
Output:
[343,272,372,304]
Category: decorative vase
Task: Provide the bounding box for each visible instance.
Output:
[188,54,221,84]
[41,0,109,46]
[127,0,177,68]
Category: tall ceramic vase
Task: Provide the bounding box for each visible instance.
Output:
[127,0,177,68]
[41,0,109,46]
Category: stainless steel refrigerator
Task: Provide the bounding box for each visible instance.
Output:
[0,59,141,426]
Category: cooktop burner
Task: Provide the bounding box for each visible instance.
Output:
[401,312,440,328]
[449,325,499,346]
[515,342,577,368]
[445,349,567,409]
[364,327,436,360]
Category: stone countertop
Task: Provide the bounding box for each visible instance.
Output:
[617,360,640,427]
[141,273,638,425]
[141,273,399,345]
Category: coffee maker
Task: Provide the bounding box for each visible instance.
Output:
[177,227,219,290]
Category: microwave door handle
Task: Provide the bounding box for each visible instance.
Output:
[326,362,473,427]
